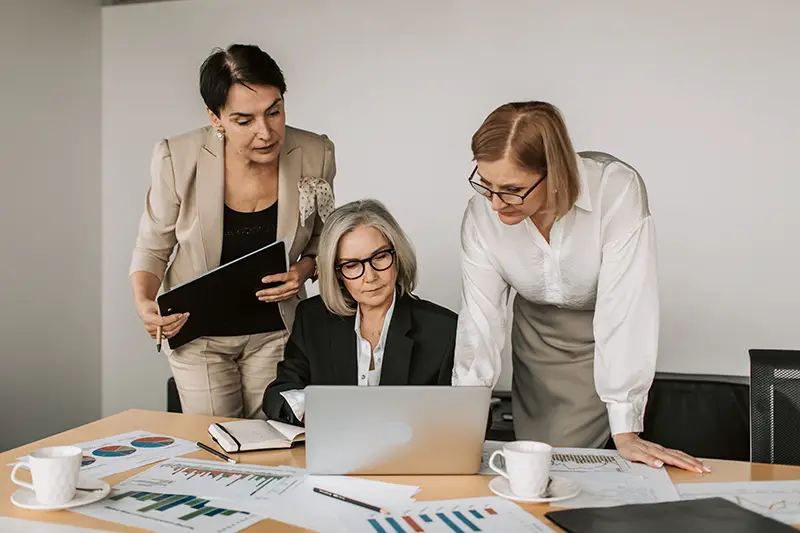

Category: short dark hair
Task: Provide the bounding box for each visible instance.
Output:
[199,44,287,117]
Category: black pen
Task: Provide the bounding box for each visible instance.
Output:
[313,487,389,514]
[196,441,237,464]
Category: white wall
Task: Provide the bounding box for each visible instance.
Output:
[0,0,102,451]
[102,0,800,415]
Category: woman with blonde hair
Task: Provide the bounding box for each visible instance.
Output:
[263,199,457,424]
[454,101,707,472]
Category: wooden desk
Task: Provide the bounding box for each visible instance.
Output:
[2,409,799,532]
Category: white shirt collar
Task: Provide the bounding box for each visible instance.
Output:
[354,288,397,347]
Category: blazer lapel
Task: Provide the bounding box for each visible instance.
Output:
[380,294,414,385]
[196,128,225,271]
[277,129,301,258]
[330,314,358,385]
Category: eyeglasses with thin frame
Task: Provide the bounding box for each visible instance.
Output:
[336,248,396,280]
[467,166,546,206]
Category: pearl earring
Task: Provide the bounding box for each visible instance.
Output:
[215,129,225,140]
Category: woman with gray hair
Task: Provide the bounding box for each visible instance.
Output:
[263,199,457,424]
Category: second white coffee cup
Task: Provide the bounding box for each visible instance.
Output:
[489,440,552,498]
[10,445,82,505]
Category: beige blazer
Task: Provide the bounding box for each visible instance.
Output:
[130,125,336,331]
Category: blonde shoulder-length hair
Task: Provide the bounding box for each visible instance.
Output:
[471,101,580,219]
[317,199,417,317]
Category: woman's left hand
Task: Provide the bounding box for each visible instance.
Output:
[257,259,313,303]
[613,432,711,473]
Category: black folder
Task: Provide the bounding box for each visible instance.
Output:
[545,497,795,533]
[156,240,288,350]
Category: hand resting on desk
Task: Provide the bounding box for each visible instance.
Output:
[614,432,710,473]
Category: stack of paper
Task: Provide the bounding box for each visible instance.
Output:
[73,458,420,533]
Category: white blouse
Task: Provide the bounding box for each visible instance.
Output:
[452,153,659,436]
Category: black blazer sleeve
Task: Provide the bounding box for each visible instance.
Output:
[263,303,311,425]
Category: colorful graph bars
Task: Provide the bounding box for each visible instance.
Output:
[368,506,499,533]
[110,490,248,522]
[165,462,293,497]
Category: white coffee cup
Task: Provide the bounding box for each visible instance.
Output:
[10,446,82,505]
[489,440,552,498]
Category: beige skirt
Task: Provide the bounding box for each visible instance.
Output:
[510,294,609,448]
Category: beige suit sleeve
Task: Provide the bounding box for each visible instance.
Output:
[129,139,179,280]
[301,135,336,258]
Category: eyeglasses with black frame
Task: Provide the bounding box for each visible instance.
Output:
[336,247,396,280]
[467,165,546,206]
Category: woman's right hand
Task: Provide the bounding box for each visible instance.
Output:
[136,299,189,339]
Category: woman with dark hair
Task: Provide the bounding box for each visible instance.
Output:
[130,44,336,419]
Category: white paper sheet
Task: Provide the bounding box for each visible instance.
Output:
[547,448,679,508]
[217,473,421,533]
[15,430,197,479]
[481,443,636,476]
[72,487,263,533]
[116,457,305,502]
[0,518,114,533]
[349,497,555,533]
[677,480,800,525]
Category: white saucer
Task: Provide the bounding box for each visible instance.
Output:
[11,477,110,511]
[489,475,580,503]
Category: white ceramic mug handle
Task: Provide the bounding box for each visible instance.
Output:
[10,461,34,491]
[489,450,509,479]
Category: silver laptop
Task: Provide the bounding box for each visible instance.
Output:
[304,385,491,475]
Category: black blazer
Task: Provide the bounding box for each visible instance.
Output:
[263,292,457,424]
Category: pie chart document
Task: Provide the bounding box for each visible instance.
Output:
[14,430,198,478]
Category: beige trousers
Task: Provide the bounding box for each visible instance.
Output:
[167,330,289,419]
[511,295,610,448]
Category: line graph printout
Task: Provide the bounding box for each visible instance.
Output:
[550,448,632,474]
[481,445,634,475]
[677,481,800,525]
[548,449,678,508]
[118,458,305,502]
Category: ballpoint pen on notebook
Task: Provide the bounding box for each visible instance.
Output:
[313,487,390,514]
[197,441,237,464]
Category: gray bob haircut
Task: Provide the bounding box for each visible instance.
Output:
[317,199,417,317]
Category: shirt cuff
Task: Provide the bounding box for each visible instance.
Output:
[606,401,645,436]
[279,390,306,421]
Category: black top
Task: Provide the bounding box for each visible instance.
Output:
[219,203,283,334]
[262,292,458,424]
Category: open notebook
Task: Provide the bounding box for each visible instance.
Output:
[208,420,305,453]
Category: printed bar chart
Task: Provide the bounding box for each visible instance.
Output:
[117,458,305,503]
[73,488,264,533]
[360,498,552,533]
[110,490,247,522]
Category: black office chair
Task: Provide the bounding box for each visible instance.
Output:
[639,372,750,461]
[750,349,800,466]
[167,377,182,414]
[488,372,751,462]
